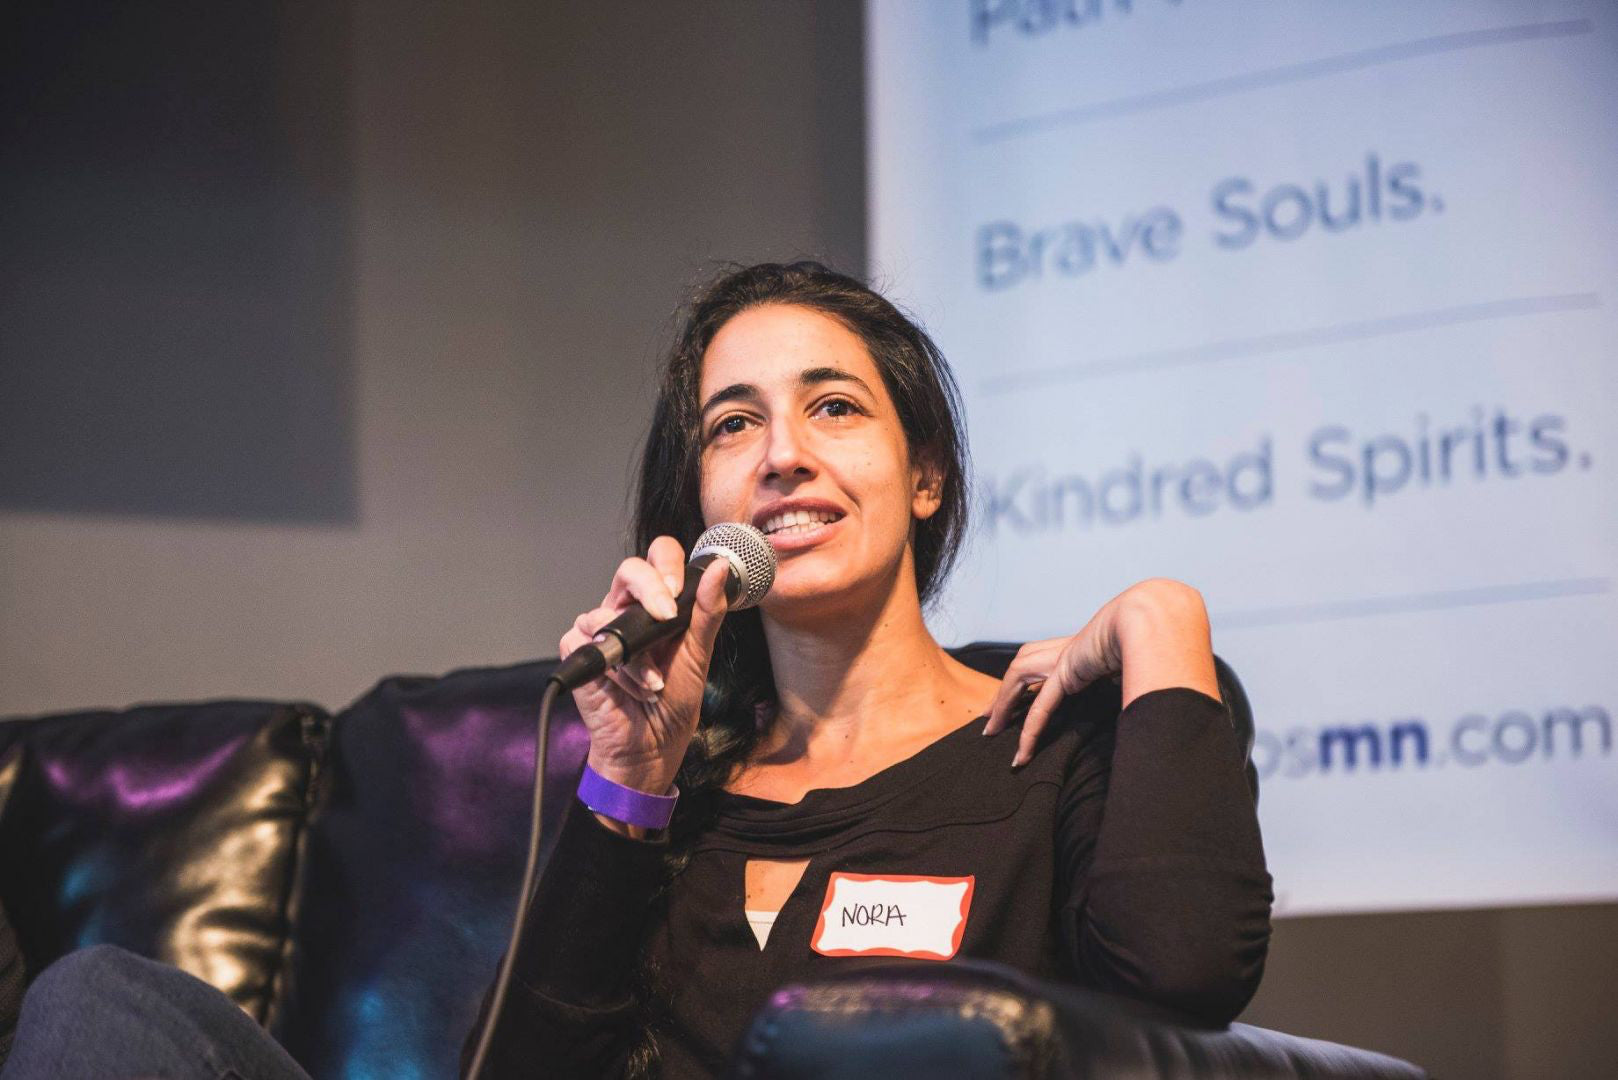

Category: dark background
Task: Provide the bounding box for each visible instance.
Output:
[0,3,1611,1076]
[1,1,355,522]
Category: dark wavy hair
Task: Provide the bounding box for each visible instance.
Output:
[624,261,970,1073]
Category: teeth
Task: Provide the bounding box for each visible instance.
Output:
[761,508,841,535]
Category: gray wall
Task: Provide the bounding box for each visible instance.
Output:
[0,0,863,716]
[1244,903,1618,1079]
[0,3,1610,1077]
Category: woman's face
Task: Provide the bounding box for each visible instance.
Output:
[696,303,939,618]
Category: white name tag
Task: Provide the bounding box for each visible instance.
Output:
[810,872,975,960]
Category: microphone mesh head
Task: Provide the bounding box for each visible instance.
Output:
[690,522,777,610]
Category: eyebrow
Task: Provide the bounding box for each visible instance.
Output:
[699,366,876,416]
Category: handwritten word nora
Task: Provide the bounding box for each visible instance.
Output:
[841,903,908,927]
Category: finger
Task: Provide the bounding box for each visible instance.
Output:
[573,606,619,640]
[622,654,666,694]
[561,609,617,658]
[982,670,1031,736]
[684,559,732,656]
[646,560,729,698]
[565,652,638,718]
[559,628,584,660]
[646,536,687,598]
[564,614,660,695]
[607,666,659,705]
[563,623,644,700]
[983,642,1057,734]
[1051,623,1115,699]
[1013,674,1068,768]
[982,648,1034,734]
[606,558,679,621]
[985,678,1046,737]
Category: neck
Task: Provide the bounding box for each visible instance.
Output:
[757,554,968,755]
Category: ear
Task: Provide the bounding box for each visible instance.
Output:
[910,453,945,522]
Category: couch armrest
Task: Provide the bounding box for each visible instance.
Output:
[728,961,1426,1080]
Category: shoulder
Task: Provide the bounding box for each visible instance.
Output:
[935,677,1125,803]
[1025,678,1124,772]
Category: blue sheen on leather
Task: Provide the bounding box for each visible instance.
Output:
[0,700,330,1024]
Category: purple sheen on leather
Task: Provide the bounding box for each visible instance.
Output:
[41,734,248,812]
[401,704,542,855]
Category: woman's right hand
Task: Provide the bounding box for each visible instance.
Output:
[559,535,733,800]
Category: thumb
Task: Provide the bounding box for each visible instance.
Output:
[685,559,733,658]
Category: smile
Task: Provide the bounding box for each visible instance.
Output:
[760,508,845,537]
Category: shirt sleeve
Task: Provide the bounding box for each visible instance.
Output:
[460,797,668,1079]
[1053,686,1273,1026]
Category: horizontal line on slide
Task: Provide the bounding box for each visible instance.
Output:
[1214,576,1612,631]
[978,292,1602,395]
[971,19,1593,144]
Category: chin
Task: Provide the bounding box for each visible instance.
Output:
[759,561,891,622]
[761,577,839,612]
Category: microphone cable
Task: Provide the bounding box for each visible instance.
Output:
[464,677,561,1080]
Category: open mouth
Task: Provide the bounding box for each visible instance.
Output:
[759,508,845,539]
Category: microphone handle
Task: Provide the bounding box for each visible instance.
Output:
[549,553,732,691]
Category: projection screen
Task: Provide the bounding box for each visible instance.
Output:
[868,0,1618,914]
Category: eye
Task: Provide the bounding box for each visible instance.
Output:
[709,413,752,440]
[817,396,863,420]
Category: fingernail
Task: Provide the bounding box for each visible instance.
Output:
[1011,752,1028,768]
[645,670,664,692]
[665,574,681,595]
[656,598,678,620]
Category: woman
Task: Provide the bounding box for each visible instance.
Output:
[468,261,1272,1077]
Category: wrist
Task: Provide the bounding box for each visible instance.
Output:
[584,750,679,798]
[578,761,680,833]
[590,811,658,842]
[1113,579,1209,638]
[1111,580,1220,706]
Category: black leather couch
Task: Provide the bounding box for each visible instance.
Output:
[0,647,1426,1078]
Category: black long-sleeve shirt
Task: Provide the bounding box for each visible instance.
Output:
[466,685,1272,1078]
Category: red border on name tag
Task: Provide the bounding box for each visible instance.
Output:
[810,872,975,960]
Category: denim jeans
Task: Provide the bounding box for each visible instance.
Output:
[1,945,312,1080]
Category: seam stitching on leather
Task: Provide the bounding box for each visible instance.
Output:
[260,704,330,1037]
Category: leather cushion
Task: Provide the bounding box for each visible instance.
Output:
[0,700,329,1024]
[731,960,1428,1079]
[272,658,587,1080]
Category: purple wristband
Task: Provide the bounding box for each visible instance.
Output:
[577,763,679,830]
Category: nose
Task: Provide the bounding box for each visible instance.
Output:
[760,414,817,483]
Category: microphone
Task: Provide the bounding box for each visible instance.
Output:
[550,522,777,691]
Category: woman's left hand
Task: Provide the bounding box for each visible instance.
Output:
[981,578,1222,766]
